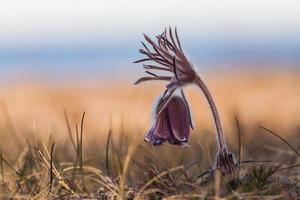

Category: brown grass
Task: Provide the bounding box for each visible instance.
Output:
[0,71,299,199]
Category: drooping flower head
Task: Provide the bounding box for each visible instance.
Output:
[145,91,194,148]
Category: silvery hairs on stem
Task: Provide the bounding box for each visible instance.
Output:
[134,27,237,176]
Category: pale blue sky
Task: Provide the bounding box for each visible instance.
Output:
[1,0,300,83]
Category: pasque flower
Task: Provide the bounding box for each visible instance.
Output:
[134,27,237,176]
[134,27,196,115]
[145,92,193,148]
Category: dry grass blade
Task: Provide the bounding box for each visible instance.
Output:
[137,144,167,169]
[134,165,184,200]
[119,145,138,200]
[63,110,76,153]
[49,143,55,192]
[0,100,23,148]
[0,154,21,177]
[108,130,123,176]
[105,129,112,176]
[240,160,272,164]
[163,193,205,199]
[63,165,118,195]
[235,115,242,164]
[0,152,4,184]
[276,163,300,172]
[38,144,77,196]
[80,111,86,170]
[75,124,80,164]
[183,160,199,172]
[259,125,300,158]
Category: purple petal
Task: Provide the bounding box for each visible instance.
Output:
[144,128,166,146]
[144,107,170,145]
[154,109,170,139]
[144,127,155,143]
[166,96,190,142]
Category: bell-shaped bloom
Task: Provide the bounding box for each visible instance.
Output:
[144,95,193,148]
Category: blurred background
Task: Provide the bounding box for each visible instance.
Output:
[1,0,300,83]
[0,0,299,170]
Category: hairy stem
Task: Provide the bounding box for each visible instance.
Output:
[194,75,226,149]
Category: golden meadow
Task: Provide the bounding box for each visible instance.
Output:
[1,71,300,156]
[0,71,299,198]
